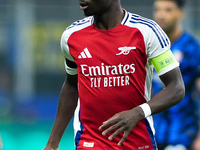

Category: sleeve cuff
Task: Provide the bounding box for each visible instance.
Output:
[65,61,78,75]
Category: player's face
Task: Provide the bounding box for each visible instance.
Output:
[79,0,112,16]
[153,0,184,33]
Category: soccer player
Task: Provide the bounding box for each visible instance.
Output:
[152,0,200,149]
[43,0,185,149]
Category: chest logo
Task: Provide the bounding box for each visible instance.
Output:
[116,46,136,55]
[78,48,92,59]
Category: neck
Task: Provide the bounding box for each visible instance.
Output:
[167,26,183,44]
[93,6,124,30]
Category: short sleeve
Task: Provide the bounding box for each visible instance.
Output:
[144,21,179,75]
[60,30,78,75]
[146,20,171,59]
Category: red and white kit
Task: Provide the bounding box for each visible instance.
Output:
[61,10,176,150]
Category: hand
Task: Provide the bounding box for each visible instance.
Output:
[98,107,144,146]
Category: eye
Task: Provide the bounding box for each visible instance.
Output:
[165,8,173,12]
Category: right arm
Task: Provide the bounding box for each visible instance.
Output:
[43,73,78,150]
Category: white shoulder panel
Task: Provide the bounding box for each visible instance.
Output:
[60,16,94,61]
[123,12,171,59]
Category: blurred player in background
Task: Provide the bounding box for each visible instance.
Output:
[152,0,200,149]
[43,0,185,149]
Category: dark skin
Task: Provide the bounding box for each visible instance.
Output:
[43,0,185,149]
[80,0,124,30]
[43,74,78,150]
[99,67,184,146]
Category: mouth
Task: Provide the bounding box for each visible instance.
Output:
[79,2,89,10]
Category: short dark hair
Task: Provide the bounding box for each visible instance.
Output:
[155,0,186,8]
[173,0,185,8]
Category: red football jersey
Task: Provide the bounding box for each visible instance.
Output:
[61,10,175,150]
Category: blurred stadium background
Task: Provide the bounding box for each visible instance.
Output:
[0,0,200,149]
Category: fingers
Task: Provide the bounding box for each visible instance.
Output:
[118,131,129,146]
[98,110,137,146]
[107,126,125,141]
[99,121,132,146]
[101,122,121,136]
[107,127,131,146]
[99,116,119,131]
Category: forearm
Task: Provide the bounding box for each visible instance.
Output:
[46,75,78,148]
[149,82,184,115]
[149,68,185,115]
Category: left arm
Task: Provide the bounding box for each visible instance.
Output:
[99,67,185,146]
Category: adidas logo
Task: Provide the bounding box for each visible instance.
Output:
[78,48,92,59]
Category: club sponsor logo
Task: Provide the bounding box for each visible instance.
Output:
[80,63,135,88]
